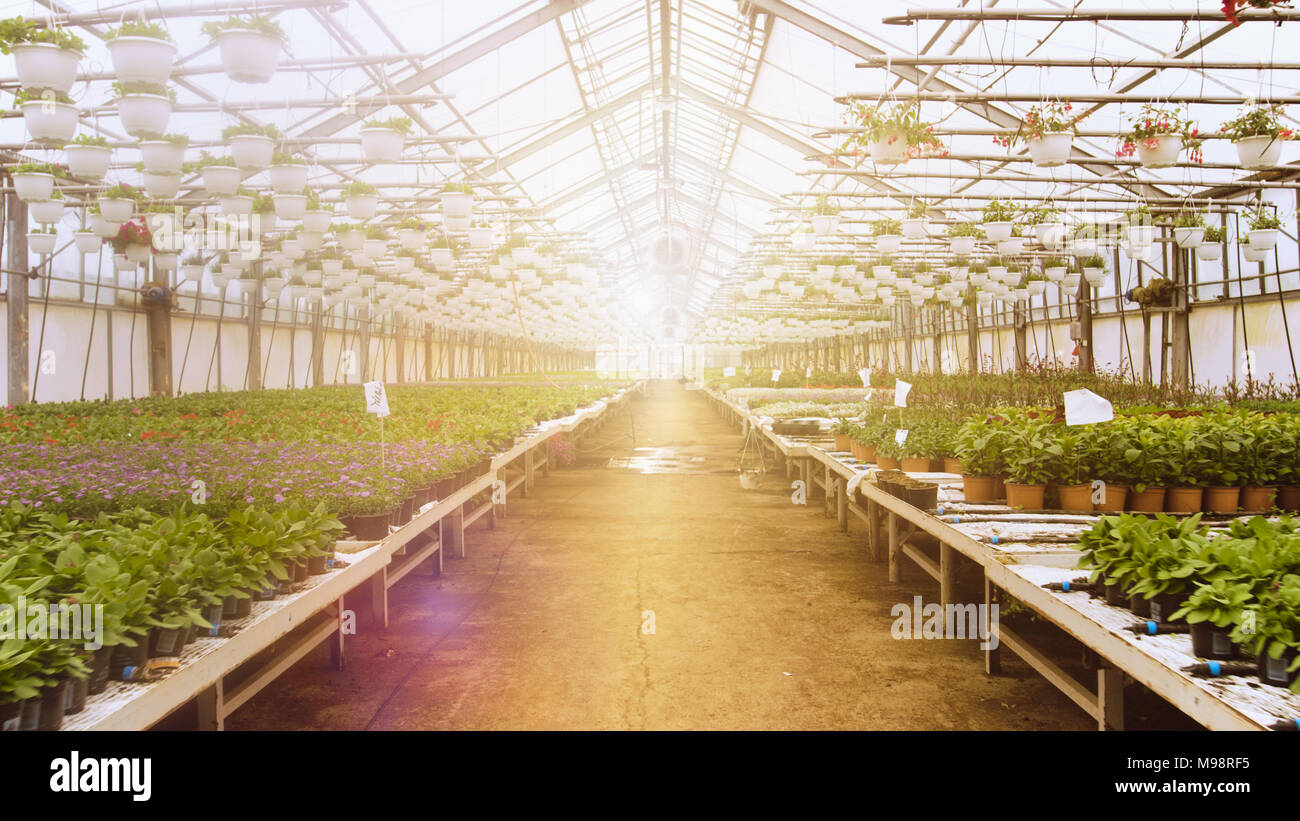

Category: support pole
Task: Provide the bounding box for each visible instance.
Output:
[5,190,29,405]
[246,272,262,391]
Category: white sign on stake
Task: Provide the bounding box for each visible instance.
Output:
[771,369,782,383]
[1063,388,1113,426]
[894,379,912,407]
[858,368,871,387]
[895,429,909,446]
[364,381,391,418]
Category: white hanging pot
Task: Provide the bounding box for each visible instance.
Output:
[1242,244,1268,263]
[340,229,365,251]
[1044,266,1066,283]
[948,235,976,255]
[1062,273,1081,292]
[200,164,241,197]
[97,197,135,222]
[1136,134,1182,168]
[153,252,179,272]
[363,238,387,258]
[867,131,908,164]
[106,36,177,85]
[1173,226,1204,248]
[321,259,343,276]
[346,194,379,220]
[900,218,926,239]
[467,226,493,248]
[810,214,839,235]
[273,192,307,221]
[982,221,1012,242]
[1126,225,1156,247]
[90,212,122,238]
[1027,280,1047,297]
[22,100,79,144]
[219,195,253,216]
[397,228,425,250]
[229,134,274,170]
[1234,135,1284,170]
[116,93,172,138]
[256,211,276,234]
[443,214,470,232]
[73,230,101,254]
[182,263,205,282]
[876,234,902,254]
[268,162,308,193]
[1247,228,1279,251]
[125,242,151,263]
[28,198,65,224]
[1027,132,1073,167]
[1083,267,1105,286]
[63,144,112,179]
[281,238,303,259]
[395,257,415,274]
[1195,243,1222,261]
[212,29,282,83]
[26,232,57,255]
[440,191,472,218]
[360,127,404,162]
[141,170,181,199]
[997,237,1025,256]
[11,172,55,202]
[13,43,82,93]
[297,231,324,252]
[302,210,332,233]
[138,139,186,173]
[1034,222,1064,249]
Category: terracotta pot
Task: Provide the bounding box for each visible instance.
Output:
[962,475,998,503]
[877,455,900,470]
[862,444,877,463]
[994,474,1008,499]
[943,457,964,474]
[850,442,868,461]
[834,435,852,453]
[901,457,931,473]
[1240,486,1277,513]
[1278,485,1300,513]
[1093,484,1129,513]
[1203,486,1240,514]
[1165,486,1203,514]
[1127,486,1166,513]
[1056,483,1094,512]
[1005,482,1045,510]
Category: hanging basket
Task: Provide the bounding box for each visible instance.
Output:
[360,127,405,162]
[867,131,908,164]
[213,29,281,83]
[63,143,112,179]
[1135,134,1182,168]
[116,93,172,138]
[138,139,185,174]
[1195,243,1222,261]
[22,100,79,144]
[29,199,65,224]
[268,163,308,193]
[1173,226,1204,248]
[13,43,81,93]
[1234,135,1284,170]
[72,231,101,254]
[141,170,181,199]
[26,232,57,255]
[229,134,274,170]
[97,197,135,223]
[273,193,308,221]
[876,234,902,254]
[1027,132,1072,167]
[303,210,332,233]
[810,214,839,235]
[106,36,177,86]
[346,194,379,220]
[200,164,241,197]
[981,221,1012,242]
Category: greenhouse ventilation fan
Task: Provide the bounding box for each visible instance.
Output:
[648,227,690,272]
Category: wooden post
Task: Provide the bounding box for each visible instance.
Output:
[310,298,324,386]
[5,190,29,405]
[423,325,434,382]
[984,575,1001,675]
[357,302,371,382]
[888,512,900,582]
[1170,244,1190,391]
[1076,275,1094,372]
[1013,301,1028,369]
[143,284,174,397]
[246,274,262,391]
[965,289,980,373]
[393,315,405,383]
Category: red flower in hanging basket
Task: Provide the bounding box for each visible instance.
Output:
[109,218,153,255]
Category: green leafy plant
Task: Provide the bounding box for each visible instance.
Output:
[105,21,171,41]
[222,123,279,141]
[981,199,1017,224]
[201,15,287,42]
[363,116,413,134]
[1219,103,1293,142]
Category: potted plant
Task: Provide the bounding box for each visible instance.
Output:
[840,101,945,164]
[16,87,79,144]
[360,115,412,162]
[224,123,278,171]
[953,414,1009,502]
[1234,575,1300,691]
[1118,416,1177,512]
[104,20,176,85]
[808,194,840,235]
[1001,414,1062,509]
[1199,414,1248,513]
[61,134,112,179]
[1240,412,1283,512]
[137,161,181,199]
[112,80,174,138]
[1240,235,1269,264]
[9,161,63,201]
[1080,253,1107,287]
[1117,103,1202,168]
[1166,418,1208,513]
[872,217,903,254]
[268,150,309,192]
[202,15,285,83]
[97,183,139,222]
[1020,203,1064,249]
[1243,204,1282,251]
[1169,208,1205,248]
[999,100,1082,167]
[25,225,56,255]
[194,151,241,197]
[111,218,153,263]
[979,199,1017,242]
[345,181,380,220]
[396,216,429,250]
[302,191,332,233]
[1196,225,1225,261]
[900,200,928,238]
[940,221,979,256]
[1219,102,1293,169]
[2,17,85,93]
[440,181,474,222]
[1171,577,1252,660]
[72,225,101,254]
[218,185,256,217]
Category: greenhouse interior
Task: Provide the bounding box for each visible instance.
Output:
[0,0,1299,762]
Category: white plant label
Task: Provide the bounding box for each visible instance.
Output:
[723,366,736,377]
[364,380,390,418]
[895,429,909,446]
[894,380,912,407]
[1063,388,1113,426]
[805,367,812,379]
[771,369,782,383]
[858,368,871,387]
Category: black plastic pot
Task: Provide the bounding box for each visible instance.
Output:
[222,594,240,619]
[293,560,309,583]
[38,680,68,730]
[0,700,20,731]
[18,697,40,731]
[203,604,225,637]
[87,645,112,695]
[1148,592,1186,623]
[110,631,150,679]
[307,555,329,575]
[64,676,89,715]
[235,592,253,619]
[340,513,390,540]
[1257,647,1299,689]
[1190,622,1240,660]
[149,627,183,658]
[1104,578,1128,607]
[1129,595,1152,618]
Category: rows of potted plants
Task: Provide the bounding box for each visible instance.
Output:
[0,501,342,730]
[1078,513,1300,693]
